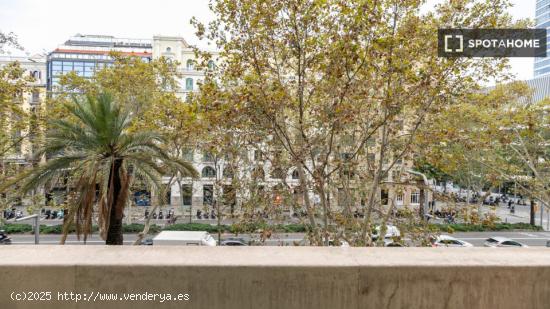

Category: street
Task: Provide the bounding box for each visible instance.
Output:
[6,231,550,247]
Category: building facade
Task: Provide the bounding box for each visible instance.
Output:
[39,34,430,217]
[47,34,153,91]
[535,0,550,77]
[0,54,47,162]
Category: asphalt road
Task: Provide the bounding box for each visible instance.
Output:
[5,231,550,247]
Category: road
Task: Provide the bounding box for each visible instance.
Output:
[6,231,550,247]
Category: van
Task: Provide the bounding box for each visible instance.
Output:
[152,231,217,246]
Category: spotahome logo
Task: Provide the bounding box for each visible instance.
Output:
[438,29,547,57]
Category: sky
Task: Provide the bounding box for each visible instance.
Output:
[0,0,537,80]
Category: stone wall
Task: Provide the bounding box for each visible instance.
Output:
[1,246,549,309]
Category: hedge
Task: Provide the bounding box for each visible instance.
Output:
[4,222,539,235]
[164,223,229,233]
[433,223,543,233]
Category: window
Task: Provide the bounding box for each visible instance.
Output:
[31,90,39,103]
[186,59,194,70]
[254,150,263,161]
[502,241,522,247]
[203,151,214,162]
[181,184,192,206]
[133,190,151,206]
[185,78,194,91]
[62,62,73,72]
[201,166,216,178]
[208,60,215,70]
[291,169,300,180]
[396,193,403,202]
[166,47,172,52]
[381,189,388,205]
[203,185,213,205]
[411,191,420,204]
[182,148,194,161]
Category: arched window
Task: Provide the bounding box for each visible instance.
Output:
[185,78,194,91]
[291,169,300,180]
[202,166,216,178]
[186,59,194,70]
[166,47,172,52]
[207,60,215,70]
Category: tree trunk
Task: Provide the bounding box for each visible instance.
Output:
[106,159,125,245]
[530,199,536,226]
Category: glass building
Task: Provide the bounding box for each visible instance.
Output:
[535,0,550,77]
[47,34,152,91]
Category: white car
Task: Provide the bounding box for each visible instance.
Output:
[372,225,401,240]
[432,235,473,247]
[484,237,528,248]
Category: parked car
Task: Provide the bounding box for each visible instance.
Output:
[432,235,473,247]
[386,242,404,247]
[484,237,528,248]
[372,225,401,241]
[141,238,153,246]
[221,238,248,246]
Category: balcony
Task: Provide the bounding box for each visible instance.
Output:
[1,247,549,309]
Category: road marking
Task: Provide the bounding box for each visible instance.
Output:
[519,232,538,237]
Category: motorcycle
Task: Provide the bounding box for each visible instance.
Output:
[15,211,24,219]
[0,230,11,245]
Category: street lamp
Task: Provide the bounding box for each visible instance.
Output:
[15,214,40,244]
[407,169,430,220]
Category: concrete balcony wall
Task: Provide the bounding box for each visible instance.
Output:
[1,247,550,309]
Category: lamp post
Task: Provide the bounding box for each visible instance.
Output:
[16,214,39,244]
[407,170,430,220]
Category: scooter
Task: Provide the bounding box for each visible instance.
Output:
[0,230,11,245]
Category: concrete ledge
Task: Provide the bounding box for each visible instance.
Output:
[0,247,549,309]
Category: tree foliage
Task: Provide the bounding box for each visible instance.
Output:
[191,0,522,245]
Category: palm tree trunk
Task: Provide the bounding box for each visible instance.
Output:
[106,159,125,245]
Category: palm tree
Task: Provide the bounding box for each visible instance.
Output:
[13,93,197,245]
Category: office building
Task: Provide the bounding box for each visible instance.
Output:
[47,34,152,91]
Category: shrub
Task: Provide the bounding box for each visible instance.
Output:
[39,225,99,234]
[163,223,229,233]
[434,223,543,232]
[123,223,161,234]
[276,224,308,233]
[2,224,33,234]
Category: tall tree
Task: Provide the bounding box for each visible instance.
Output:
[192,0,521,245]
[5,93,197,244]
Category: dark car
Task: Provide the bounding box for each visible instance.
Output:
[221,238,248,246]
[141,238,153,246]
